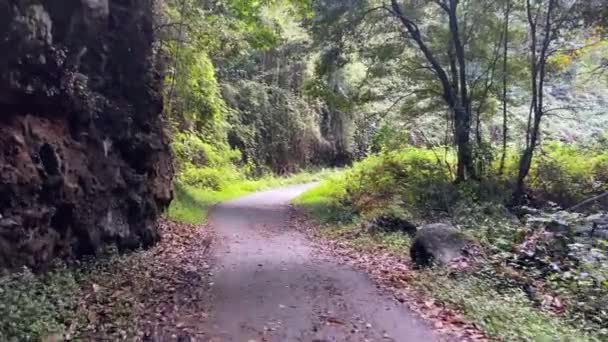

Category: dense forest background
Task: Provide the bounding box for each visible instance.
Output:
[161,1,608,338]
[162,0,607,207]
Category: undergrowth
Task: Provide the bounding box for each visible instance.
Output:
[0,252,137,341]
[412,270,595,341]
[295,144,608,341]
[0,266,82,341]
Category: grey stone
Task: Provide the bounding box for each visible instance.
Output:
[546,219,570,234]
[410,223,473,266]
[575,223,594,236]
[527,216,552,228]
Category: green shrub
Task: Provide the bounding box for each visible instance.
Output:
[342,148,456,215]
[0,266,82,341]
[294,172,357,223]
[179,165,243,190]
[370,123,410,153]
[297,147,464,224]
[299,143,608,224]
[528,142,608,206]
[172,132,241,170]
[172,131,245,191]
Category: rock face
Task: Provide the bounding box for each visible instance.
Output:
[0,0,173,270]
[410,223,471,266]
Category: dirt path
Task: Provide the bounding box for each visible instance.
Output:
[205,184,436,342]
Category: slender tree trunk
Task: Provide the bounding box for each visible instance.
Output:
[447,0,476,181]
[514,0,556,202]
[389,0,475,182]
[449,0,469,115]
[455,105,474,182]
[499,0,511,175]
[448,39,459,95]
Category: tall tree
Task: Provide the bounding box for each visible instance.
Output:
[386,0,476,181]
[514,0,582,201]
[499,0,511,175]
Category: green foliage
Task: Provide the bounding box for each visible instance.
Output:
[162,0,346,181]
[172,131,243,190]
[412,270,600,341]
[293,172,357,223]
[162,1,228,134]
[370,123,410,153]
[172,132,240,168]
[342,148,456,215]
[297,147,468,229]
[298,141,608,225]
[528,142,608,206]
[164,48,226,136]
[297,147,490,226]
[297,142,608,340]
[0,266,82,341]
[223,80,327,174]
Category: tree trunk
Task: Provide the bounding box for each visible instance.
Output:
[454,105,474,182]
[514,0,556,203]
[499,0,511,175]
[389,0,476,182]
[448,0,469,115]
[514,113,540,201]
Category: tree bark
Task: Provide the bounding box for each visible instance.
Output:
[389,0,475,182]
[499,0,511,175]
[514,0,556,202]
[568,192,608,212]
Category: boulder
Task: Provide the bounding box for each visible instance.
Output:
[410,223,472,266]
[0,0,173,271]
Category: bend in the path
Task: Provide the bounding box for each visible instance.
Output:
[206,184,436,341]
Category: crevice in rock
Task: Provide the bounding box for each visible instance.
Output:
[50,203,73,236]
[39,143,60,176]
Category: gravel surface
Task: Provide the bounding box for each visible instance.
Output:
[204,184,436,342]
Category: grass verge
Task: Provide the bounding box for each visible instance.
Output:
[410,269,590,341]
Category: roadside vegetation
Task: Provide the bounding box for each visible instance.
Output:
[296,141,608,341]
[290,1,608,339]
[165,0,605,337]
[0,218,216,341]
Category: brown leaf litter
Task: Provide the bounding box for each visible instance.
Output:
[75,218,214,341]
[289,207,488,342]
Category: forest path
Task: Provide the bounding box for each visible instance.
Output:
[204,184,436,342]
